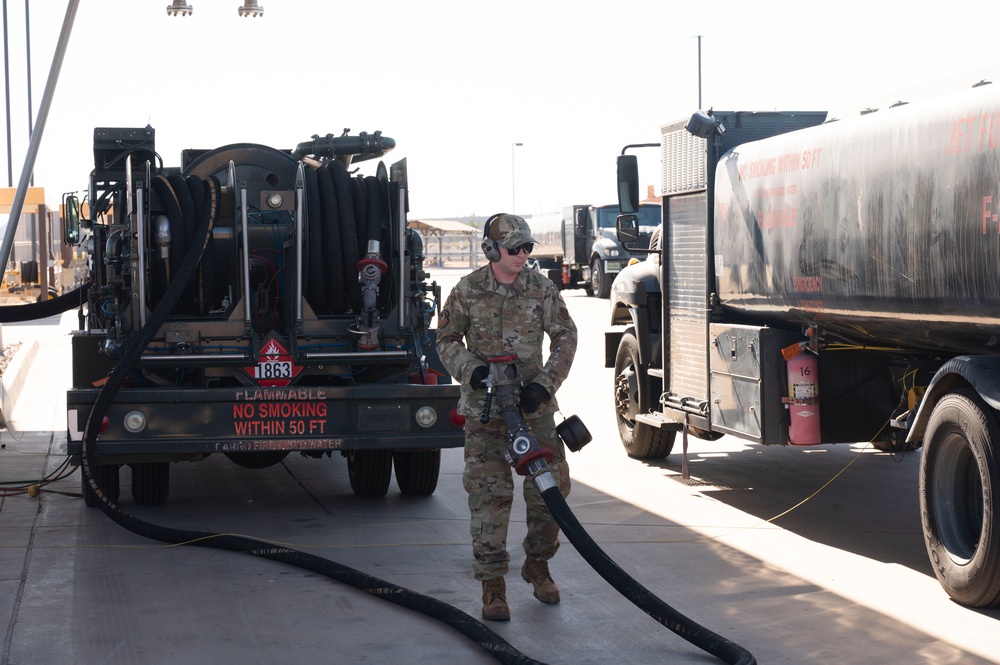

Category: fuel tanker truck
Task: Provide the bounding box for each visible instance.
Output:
[609,82,1000,607]
[64,127,464,506]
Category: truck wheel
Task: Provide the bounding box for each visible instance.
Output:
[82,463,120,507]
[347,450,392,497]
[130,462,170,505]
[393,450,441,496]
[591,258,611,299]
[613,329,674,459]
[920,389,1000,607]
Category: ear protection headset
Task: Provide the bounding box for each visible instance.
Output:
[481,213,504,262]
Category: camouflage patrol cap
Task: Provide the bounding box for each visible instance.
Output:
[487,214,538,248]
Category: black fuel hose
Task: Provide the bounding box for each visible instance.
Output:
[538,481,756,665]
[0,282,89,323]
[78,176,544,665]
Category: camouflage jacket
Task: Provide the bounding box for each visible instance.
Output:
[436,266,578,418]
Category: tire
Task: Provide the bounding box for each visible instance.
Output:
[591,258,611,299]
[130,462,170,506]
[393,450,441,496]
[920,389,1000,607]
[82,463,120,507]
[613,328,674,459]
[347,450,393,497]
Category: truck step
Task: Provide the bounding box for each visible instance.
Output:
[636,411,683,430]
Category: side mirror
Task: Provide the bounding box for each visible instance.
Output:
[616,214,639,243]
[616,155,639,214]
[62,193,80,246]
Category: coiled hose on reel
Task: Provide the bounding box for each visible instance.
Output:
[72,170,755,664]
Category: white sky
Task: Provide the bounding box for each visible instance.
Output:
[3,0,1000,221]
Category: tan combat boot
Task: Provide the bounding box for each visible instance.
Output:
[521,558,560,604]
[481,577,510,621]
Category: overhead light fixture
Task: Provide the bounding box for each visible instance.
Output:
[685,110,726,139]
[166,1,193,16]
[238,0,264,17]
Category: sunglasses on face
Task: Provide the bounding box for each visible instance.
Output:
[506,243,534,256]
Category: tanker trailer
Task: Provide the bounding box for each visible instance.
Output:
[65,127,464,506]
[522,211,565,283]
[609,83,1000,607]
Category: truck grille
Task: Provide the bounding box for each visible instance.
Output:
[666,193,709,406]
[623,232,652,251]
[661,124,707,195]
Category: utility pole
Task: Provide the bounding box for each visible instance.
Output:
[697,34,703,109]
[4,0,12,187]
[25,0,33,186]
[511,142,522,214]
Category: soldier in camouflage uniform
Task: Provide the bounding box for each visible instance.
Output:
[436,213,578,622]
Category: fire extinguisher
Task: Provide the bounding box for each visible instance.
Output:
[782,343,821,445]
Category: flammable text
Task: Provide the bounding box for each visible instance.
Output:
[235,388,327,401]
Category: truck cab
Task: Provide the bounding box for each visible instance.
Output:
[529,203,658,298]
[575,203,659,298]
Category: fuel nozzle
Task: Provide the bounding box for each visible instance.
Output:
[478,353,519,424]
[348,246,389,351]
[479,353,558,490]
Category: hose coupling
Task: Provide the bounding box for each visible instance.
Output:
[504,428,554,476]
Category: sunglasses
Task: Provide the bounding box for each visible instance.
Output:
[506,243,534,256]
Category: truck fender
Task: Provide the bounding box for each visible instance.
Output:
[605,262,661,369]
[590,236,621,263]
[907,355,1000,445]
[608,259,660,326]
[604,308,660,369]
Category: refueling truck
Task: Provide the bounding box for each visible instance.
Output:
[64,127,463,505]
[525,203,659,297]
[609,83,1000,608]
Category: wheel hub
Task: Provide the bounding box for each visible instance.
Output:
[614,368,638,421]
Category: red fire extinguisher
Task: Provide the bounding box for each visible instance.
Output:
[782,343,821,445]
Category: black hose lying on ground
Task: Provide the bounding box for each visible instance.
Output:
[539,483,757,665]
[78,174,545,665]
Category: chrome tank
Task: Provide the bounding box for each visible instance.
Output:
[524,212,564,260]
[714,84,1000,354]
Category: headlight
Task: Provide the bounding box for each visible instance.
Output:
[124,410,147,433]
[415,406,437,428]
[608,249,620,257]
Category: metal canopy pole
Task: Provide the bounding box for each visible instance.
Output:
[0,0,80,274]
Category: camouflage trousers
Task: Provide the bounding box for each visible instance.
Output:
[463,412,571,581]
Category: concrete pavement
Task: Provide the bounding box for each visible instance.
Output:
[1,285,999,664]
